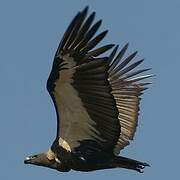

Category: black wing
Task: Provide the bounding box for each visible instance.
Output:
[47,7,118,157]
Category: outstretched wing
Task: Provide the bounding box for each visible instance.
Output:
[47,7,119,157]
[107,45,152,155]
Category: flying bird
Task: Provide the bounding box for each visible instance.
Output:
[24,7,152,173]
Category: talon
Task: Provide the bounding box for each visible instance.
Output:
[139,169,144,173]
[141,165,145,169]
[143,162,150,167]
[137,164,144,169]
[136,168,144,173]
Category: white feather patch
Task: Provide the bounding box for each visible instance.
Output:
[46,149,56,160]
[59,137,71,152]
[55,157,61,163]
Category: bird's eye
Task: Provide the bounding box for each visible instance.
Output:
[31,155,38,159]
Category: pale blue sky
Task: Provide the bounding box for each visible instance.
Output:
[0,0,180,179]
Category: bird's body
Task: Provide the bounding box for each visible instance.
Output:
[24,7,151,173]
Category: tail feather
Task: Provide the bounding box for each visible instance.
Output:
[111,156,150,173]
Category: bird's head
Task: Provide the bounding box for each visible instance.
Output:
[24,153,55,168]
[24,151,70,172]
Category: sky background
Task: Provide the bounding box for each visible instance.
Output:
[0,0,179,179]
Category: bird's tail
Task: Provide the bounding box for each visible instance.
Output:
[111,156,150,173]
[74,155,149,172]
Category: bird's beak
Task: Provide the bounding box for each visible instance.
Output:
[24,156,31,164]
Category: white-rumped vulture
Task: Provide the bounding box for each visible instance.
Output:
[24,7,152,173]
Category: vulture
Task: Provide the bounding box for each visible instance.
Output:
[24,7,152,173]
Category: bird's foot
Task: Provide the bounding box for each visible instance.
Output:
[135,162,150,173]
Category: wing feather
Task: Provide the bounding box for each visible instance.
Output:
[47,8,117,155]
[108,46,152,155]
[75,20,102,52]
[85,44,114,58]
[70,12,95,49]
[79,30,108,56]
